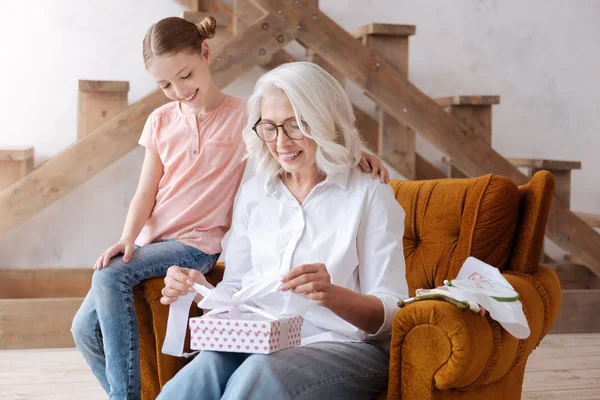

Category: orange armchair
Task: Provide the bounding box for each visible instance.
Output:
[134,171,561,400]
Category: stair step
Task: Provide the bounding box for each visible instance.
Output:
[351,23,416,39]
[0,268,92,298]
[435,95,500,107]
[508,158,582,171]
[0,268,92,349]
[0,297,84,349]
[550,288,600,333]
[575,212,600,229]
[0,147,34,191]
[78,80,129,140]
[0,147,34,161]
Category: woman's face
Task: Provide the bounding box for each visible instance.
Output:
[146,44,212,107]
[260,88,319,176]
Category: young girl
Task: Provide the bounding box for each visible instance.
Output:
[71,16,389,400]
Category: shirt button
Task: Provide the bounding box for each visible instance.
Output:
[193,150,198,155]
[198,117,203,122]
[194,134,198,138]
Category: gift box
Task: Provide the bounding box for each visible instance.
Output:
[189,313,303,354]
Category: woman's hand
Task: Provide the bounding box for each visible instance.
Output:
[94,239,136,270]
[280,263,334,307]
[359,151,390,183]
[160,266,210,305]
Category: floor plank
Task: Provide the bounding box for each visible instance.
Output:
[0,333,598,399]
[0,348,105,400]
[522,388,600,400]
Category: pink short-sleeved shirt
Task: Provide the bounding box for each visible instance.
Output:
[137,95,247,254]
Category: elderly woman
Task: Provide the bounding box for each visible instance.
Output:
[158,62,408,400]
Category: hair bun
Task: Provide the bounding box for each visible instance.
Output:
[197,16,217,40]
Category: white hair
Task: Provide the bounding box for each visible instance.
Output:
[243,61,363,177]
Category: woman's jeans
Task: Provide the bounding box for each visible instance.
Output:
[157,341,390,400]
[71,240,219,400]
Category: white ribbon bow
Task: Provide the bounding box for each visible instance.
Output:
[162,274,305,357]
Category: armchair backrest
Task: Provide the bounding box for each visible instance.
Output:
[389,174,521,296]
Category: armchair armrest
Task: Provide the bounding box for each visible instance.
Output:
[134,262,225,400]
[387,268,560,400]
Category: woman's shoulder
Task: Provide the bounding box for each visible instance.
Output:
[345,167,401,209]
[346,167,391,193]
[238,173,270,195]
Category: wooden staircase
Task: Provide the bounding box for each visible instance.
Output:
[1,0,600,348]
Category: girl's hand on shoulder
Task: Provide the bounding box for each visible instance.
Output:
[359,151,390,184]
[94,239,136,270]
[161,266,210,305]
[280,263,333,307]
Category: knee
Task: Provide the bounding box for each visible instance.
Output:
[71,305,96,345]
[91,261,128,290]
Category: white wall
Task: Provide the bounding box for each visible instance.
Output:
[0,0,598,267]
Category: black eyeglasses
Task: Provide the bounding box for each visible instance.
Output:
[252,118,307,142]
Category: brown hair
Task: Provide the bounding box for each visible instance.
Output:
[143,16,217,66]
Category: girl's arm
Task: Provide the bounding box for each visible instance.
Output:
[161,183,253,305]
[94,149,163,269]
[359,151,390,183]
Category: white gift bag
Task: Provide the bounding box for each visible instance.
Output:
[443,257,530,339]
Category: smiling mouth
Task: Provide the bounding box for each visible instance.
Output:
[181,89,198,102]
[279,150,302,161]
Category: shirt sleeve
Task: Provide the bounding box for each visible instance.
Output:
[212,184,254,299]
[357,182,408,340]
[138,114,159,153]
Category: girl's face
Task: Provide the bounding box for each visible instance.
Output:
[146,43,212,107]
[260,88,319,176]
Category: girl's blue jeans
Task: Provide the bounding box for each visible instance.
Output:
[71,239,219,400]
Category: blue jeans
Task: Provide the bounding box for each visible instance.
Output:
[157,341,389,400]
[71,240,219,400]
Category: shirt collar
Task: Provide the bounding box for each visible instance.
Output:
[263,167,350,197]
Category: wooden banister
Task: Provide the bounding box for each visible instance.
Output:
[0,13,295,236]
[254,0,600,275]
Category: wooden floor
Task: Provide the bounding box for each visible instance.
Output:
[0,333,598,399]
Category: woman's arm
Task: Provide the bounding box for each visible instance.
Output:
[94,148,163,269]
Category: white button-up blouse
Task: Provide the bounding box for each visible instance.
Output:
[213,166,408,345]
